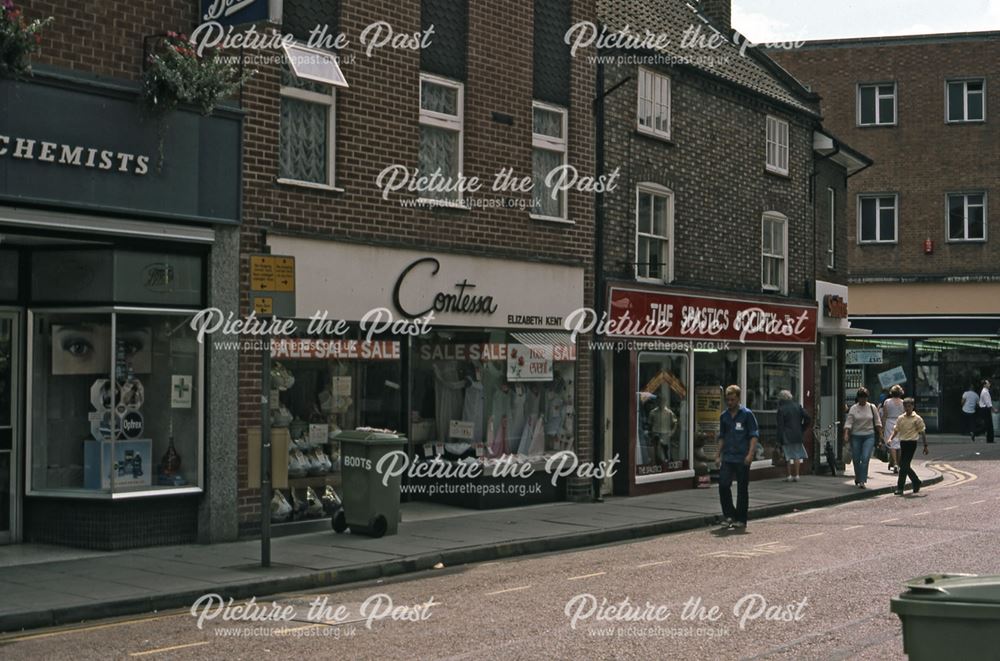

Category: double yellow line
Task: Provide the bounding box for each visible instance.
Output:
[926,462,977,490]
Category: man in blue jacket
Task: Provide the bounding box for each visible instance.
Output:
[716,385,759,530]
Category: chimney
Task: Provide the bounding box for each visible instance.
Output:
[698,0,731,32]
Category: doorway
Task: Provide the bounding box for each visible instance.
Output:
[0,310,19,544]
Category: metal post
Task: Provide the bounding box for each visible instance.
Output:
[260,342,272,567]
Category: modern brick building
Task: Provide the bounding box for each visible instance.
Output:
[1,0,242,547]
[235,0,597,536]
[772,32,1000,434]
[592,0,869,494]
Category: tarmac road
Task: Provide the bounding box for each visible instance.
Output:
[2,441,996,660]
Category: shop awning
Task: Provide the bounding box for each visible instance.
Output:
[509,331,574,348]
[850,316,1000,337]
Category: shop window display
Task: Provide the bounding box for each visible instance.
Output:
[267,334,402,523]
[410,330,576,465]
[636,353,689,475]
[692,350,739,474]
[746,350,801,462]
[28,310,202,495]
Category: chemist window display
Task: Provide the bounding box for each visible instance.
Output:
[411,330,576,463]
[28,310,203,495]
[636,353,689,475]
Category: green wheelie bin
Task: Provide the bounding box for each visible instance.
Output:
[331,429,407,538]
[891,574,1000,660]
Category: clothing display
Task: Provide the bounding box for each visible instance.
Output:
[434,361,466,444]
[462,377,485,442]
[508,384,527,442]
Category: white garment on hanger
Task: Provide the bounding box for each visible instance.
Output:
[508,384,527,442]
[462,378,485,442]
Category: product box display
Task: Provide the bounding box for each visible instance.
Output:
[83,439,153,490]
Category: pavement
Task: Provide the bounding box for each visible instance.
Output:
[0,457,941,634]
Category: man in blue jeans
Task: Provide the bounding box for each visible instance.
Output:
[716,385,759,531]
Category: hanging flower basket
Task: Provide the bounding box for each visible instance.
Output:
[0,0,54,78]
[140,31,253,118]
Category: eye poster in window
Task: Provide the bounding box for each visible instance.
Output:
[52,323,111,375]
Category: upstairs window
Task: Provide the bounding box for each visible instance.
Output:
[858,83,896,126]
[947,193,986,241]
[827,188,836,269]
[859,194,898,243]
[761,212,787,293]
[278,44,347,188]
[637,67,671,139]
[635,185,673,282]
[766,116,789,175]
[531,102,568,221]
[947,79,985,122]
[418,74,464,204]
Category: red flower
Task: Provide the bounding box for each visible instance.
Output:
[518,356,525,366]
[511,348,518,358]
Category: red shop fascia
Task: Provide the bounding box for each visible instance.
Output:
[601,284,818,496]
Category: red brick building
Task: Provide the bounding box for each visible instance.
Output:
[235,0,597,535]
[772,32,1000,433]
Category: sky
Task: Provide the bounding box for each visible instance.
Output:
[732,0,1000,42]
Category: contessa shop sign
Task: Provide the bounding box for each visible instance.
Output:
[605,288,817,344]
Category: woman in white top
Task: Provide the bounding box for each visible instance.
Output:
[880,384,905,474]
[843,387,883,489]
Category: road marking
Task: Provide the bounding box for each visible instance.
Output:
[842,525,863,531]
[926,463,977,490]
[634,560,671,568]
[485,585,533,596]
[970,500,986,505]
[880,518,900,523]
[568,572,606,581]
[941,506,959,511]
[0,612,186,643]
[708,542,793,559]
[130,641,210,657]
[912,512,930,517]
[800,533,825,539]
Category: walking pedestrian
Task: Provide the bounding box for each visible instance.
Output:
[979,380,995,444]
[888,397,928,495]
[776,389,810,482]
[716,385,758,530]
[961,384,979,441]
[843,387,882,489]
[880,385,905,473]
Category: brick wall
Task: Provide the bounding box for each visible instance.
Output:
[771,36,1000,280]
[24,0,196,79]
[236,0,597,529]
[600,61,817,300]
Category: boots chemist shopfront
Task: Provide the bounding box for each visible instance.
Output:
[0,73,242,548]
[262,236,584,514]
[604,286,817,496]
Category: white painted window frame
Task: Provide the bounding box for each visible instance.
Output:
[278,59,338,190]
[761,211,788,294]
[857,193,899,244]
[946,78,986,123]
[636,66,672,140]
[765,116,789,175]
[946,191,988,242]
[634,183,675,284]
[418,72,465,207]
[530,100,570,223]
[857,82,897,127]
[827,187,836,270]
